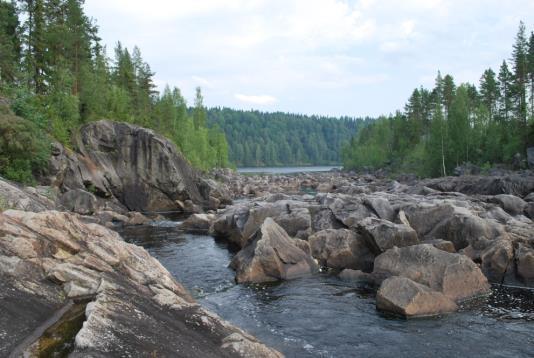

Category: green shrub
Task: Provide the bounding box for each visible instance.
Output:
[0,112,51,184]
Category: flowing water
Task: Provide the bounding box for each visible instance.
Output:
[120,223,534,358]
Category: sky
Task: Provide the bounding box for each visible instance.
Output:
[84,0,534,118]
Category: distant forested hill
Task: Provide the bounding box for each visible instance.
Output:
[207,107,367,167]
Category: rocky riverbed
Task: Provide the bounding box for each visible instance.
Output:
[206,168,534,318]
[1,118,533,356]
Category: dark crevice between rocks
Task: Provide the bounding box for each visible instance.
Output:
[9,296,94,358]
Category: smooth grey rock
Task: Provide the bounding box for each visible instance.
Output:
[59,189,97,215]
[309,229,374,271]
[490,194,527,216]
[230,218,318,283]
[376,276,458,317]
[373,244,490,301]
[357,217,419,254]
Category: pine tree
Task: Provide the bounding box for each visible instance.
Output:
[527,31,534,117]
[498,60,513,121]
[442,74,456,116]
[0,1,21,85]
[19,0,47,93]
[480,68,499,120]
[511,21,529,152]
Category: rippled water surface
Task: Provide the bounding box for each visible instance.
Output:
[120,224,534,358]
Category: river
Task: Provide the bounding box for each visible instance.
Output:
[237,166,342,174]
[120,223,534,358]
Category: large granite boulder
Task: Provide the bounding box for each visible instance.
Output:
[373,244,490,301]
[0,210,281,357]
[357,217,419,254]
[317,193,375,227]
[402,203,505,251]
[230,218,318,283]
[44,120,226,213]
[376,276,458,317]
[212,200,312,248]
[308,229,374,271]
[363,196,395,221]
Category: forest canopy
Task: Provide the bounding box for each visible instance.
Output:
[343,21,534,177]
[0,0,229,184]
[207,107,365,167]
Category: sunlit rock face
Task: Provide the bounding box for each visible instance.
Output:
[0,210,282,358]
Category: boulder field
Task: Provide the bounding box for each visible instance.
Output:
[210,169,534,317]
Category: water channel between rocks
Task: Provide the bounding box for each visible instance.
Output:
[119,222,534,358]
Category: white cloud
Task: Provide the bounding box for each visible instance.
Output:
[191,76,214,89]
[235,94,278,105]
[85,0,534,116]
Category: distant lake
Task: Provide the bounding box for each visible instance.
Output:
[237,166,342,174]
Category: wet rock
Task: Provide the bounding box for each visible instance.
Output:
[58,189,97,215]
[308,229,374,271]
[357,217,419,254]
[230,218,318,283]
[376,276,458,317]
[373,244,490,301]
[181,213,215,234]
[490,194,527,216]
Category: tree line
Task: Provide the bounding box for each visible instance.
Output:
[343,21,534,177]
[0,0,229,184]
[207,107,365,167]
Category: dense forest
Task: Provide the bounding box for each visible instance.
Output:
[0,0,229,184]
[208,107,364,167]
[343,21,534,177]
